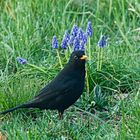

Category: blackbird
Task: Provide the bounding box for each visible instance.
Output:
[0,50,87,118]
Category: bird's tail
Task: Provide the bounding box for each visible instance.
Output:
[0,104,28,115]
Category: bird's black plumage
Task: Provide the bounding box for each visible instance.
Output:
[0,50,87,118]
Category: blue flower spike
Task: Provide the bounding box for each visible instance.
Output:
[77,28,84,40]
[79,41,85,51]
[73,37,80,51]
[71,25,78,37]
[61,38,67,49]
[82,32,88,45]
[61,30,70,49]
[52,36,58,49]
[68,25,79,46]
[16,57,27,64]
[64,30,70,42]
[69,35,75,46]
[86,21,92,37]
[98,35,107,48]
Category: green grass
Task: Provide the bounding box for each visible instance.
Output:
[0,0,140,139]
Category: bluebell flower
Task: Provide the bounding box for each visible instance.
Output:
[52,36,58,49]
[71,25,78,37]
[82,33,88,45]
[77,28,84,40]
[61,38,67,49]
[98,35,107,48]
[79,41,85,51]
[68,25,79,46]
[16,57,27,64]
[68,35,75,46]
[86,21,92,37]
[64,30,70,42]
[61,30,70,49]
[73,37,80,51]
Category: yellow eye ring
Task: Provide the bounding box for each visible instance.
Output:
[74,56,78,59]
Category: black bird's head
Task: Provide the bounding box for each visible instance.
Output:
[69,50,87,70]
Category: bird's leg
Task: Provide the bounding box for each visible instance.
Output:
[58,111,64,119]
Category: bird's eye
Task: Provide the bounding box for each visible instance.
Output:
[74,56,78,59]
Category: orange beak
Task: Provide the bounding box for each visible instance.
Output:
[80,55,88,60]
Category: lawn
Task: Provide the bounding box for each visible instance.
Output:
[0,0,140,139]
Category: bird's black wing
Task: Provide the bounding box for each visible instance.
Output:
[28,75,75,105]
